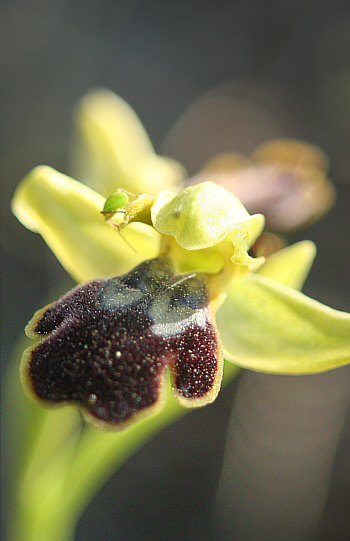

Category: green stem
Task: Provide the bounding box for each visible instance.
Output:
[8,363,240,541]
[9,435,80,541]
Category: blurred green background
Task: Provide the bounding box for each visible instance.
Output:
[1,1,350,540]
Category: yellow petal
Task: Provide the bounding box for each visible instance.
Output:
[12,166,160,283]
[257,240,317,290]
[218,273,350,374]
[71,88,185,196]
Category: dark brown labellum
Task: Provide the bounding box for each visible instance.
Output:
[22,258,223,429]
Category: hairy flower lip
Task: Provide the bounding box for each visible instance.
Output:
[21,258,224,430]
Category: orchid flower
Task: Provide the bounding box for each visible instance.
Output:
[8,89,350,541]
[187,138,335,235]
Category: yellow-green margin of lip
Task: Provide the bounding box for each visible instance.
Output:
[20,267,227,429]
[20,302,169,432]
[170,275,227,409]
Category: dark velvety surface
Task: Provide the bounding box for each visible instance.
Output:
[27,258,221,426]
